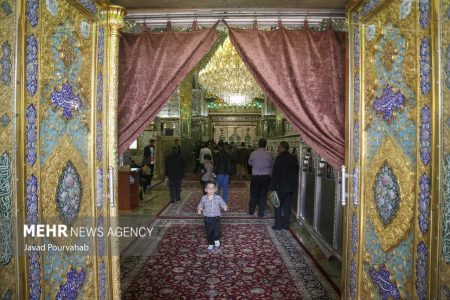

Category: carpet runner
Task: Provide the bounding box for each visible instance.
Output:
[152,180,248,190]
[121,219,339,299]
[159,190,273,218]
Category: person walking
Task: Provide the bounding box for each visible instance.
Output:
[197,180,228,252]
[213,140,232,203]
[165,145,185,203]
[270,141,299,230]
[248,138,273,217]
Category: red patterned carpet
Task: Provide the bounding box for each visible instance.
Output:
[152,180,248,190]
[159,190,273,218]
[121,219,339,299]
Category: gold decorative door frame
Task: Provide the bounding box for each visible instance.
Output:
[0,0,126,299]
[343,0,440,298]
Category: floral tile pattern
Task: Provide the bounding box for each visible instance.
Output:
[26,174,38,225]
[362,0,381,16]
[97,72,102,113]
[354,28,360,67]
[374,162,400,225]
[26,0,38,27]
[369,264,401,299]
[55,268,86,300]
[420,37,431,96]
[28,248,41,300]
[418,173,430,234]
[420,105,431,166]
[96,168,103,209]
[354,121,359,163]
[97,215,104,257]
[443,155,450,262]
[26,34,38,96]
[1,41,11,85]
[366,24,376,41]
[353,168,359,208]
[39,101,88,166]
[50,82,82,120]
[0,113,10,128]
[99,261,106,300]
[80,21,90,39]
[354,73,359,114]
[79,0,96,15]
[45,0,57,16]
[26,104,37,166]
[416,242,427,300]
[419,0,430,29]
[1,1,12,16]
[350,260,356,300]
[98,27,104,65]
[352,213,358,255]
[446,46,450,90]
[26,174,40,299]
[373,85,406,122]
[400,0,412,19]
[0,152,12,266]
[50,21,82,88]
[368,25,416,163]
[56,160,82,225]
[96,120,102,160]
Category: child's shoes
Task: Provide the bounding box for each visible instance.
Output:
[214,240,220,249]
[207,245,214,252]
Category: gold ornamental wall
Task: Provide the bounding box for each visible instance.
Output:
[345,0,436,298]
[0,0,18,298]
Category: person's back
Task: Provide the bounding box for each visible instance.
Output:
[214,148,231,175]
[165,146,185,203]
[247,138,273,217]
[199,146,212,164]
[165,152,184,179]
[237,147,249,165]
[248,147,273,176]
[271,151,299,193]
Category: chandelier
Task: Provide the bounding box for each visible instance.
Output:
[198,37,264,106]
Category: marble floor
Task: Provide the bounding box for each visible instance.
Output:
[118,177,342,289]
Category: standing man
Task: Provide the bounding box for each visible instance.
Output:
[213,140,232,203]
[143,139,155,190]
[165,145,185,203]
[270,141,299,230]
[248,138,273,217]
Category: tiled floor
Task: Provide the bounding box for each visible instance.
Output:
[118,178,342,289]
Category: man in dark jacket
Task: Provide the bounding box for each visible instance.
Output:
[165,145,185,203]
[270,141,299,230]
[213,140,232,203]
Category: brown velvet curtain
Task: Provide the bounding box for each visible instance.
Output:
[227,26,345,167]
[118,23,219,154]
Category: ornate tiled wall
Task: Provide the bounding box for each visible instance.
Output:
[348,0,433,298]
[440,0,450,296]
[348,9,361,299]
[22,0,109,298]
[0,0,16,298]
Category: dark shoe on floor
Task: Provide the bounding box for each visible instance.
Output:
[258,213,265,218]
[247,212,254,216]
[272,226,282,231]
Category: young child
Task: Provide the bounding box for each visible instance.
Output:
[200,154,214,195]
[197,180,228,252]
